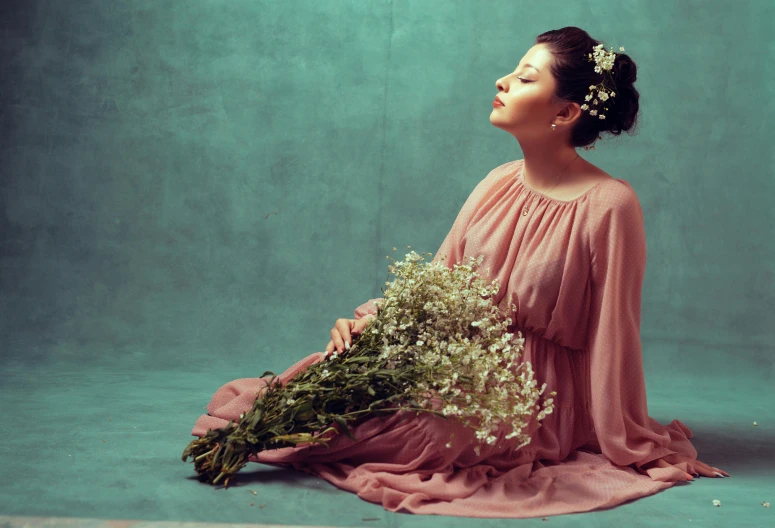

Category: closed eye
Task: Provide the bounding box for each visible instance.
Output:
[519,78,532,83]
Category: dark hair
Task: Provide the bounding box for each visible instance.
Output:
[535,27,639,149]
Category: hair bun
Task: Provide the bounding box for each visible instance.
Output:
[604,52,638,135]
[613,53,636,88]
[535,26,640,148]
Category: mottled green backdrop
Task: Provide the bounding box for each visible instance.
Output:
[0,0,772,526]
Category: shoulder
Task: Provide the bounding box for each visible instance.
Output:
[469,158,521,194]
[587,176,646,248]
[591,173,643,214]
[487,158,522,183]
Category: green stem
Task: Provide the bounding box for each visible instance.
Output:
[195,448,216,462]
[339,404,448,420]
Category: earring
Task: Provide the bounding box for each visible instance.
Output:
[551,123,556,131]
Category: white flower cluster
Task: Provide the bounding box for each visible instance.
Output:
[580,44,625,121]
[354,249,557,457]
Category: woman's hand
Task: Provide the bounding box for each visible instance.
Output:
[325,315,375,358]
[640,453,730,480]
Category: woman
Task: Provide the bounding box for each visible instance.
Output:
[191,27,729,518]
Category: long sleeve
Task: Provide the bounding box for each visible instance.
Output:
[354,297,383,321]
[587,191,696,473]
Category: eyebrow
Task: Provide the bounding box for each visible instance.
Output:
[522,63,540,73]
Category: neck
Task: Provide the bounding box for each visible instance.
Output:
[519,144,583,191]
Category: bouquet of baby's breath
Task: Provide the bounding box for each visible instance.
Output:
[182,248,556,487]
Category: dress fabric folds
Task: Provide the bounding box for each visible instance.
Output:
[191,159,698,518]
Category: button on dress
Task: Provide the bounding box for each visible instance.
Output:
[191,158,698,518]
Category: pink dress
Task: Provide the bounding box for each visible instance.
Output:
[191,158,698,518]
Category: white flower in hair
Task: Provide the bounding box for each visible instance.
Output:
[580,44,625,151]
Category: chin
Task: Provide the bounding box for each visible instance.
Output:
[488,115,514,130]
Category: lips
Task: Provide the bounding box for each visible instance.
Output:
[493,96,504,106]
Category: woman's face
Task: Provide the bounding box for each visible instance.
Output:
[491,44,564,137]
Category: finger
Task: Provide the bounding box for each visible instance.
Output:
[695,466,715,478]
[692,460,726,478]
[336,319,352,349]
[652,458,694,481]
[331,326,349,353]
[704,464,729,477]
[330,328,344,353]
[353,317,370,334]
[325,340,334,355]
[689,462,709,478]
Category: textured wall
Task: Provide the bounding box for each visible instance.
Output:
[0,0,772,382]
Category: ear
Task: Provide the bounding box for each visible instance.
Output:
[555,101,583,127]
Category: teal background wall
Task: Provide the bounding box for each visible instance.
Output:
[0,0,773,526]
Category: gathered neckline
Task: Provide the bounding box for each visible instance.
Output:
[515,160,609,204]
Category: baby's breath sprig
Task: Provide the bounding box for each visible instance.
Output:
[183,249,556,487]
[580,44,625,121]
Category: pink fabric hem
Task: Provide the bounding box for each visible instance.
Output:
[190,353,697,518]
